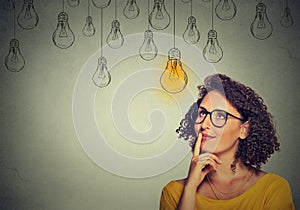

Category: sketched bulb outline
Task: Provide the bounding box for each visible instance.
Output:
[72,32,219,178]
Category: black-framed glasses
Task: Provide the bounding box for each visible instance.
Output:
[191,106,244,128]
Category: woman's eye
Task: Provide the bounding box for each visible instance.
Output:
[215,112,226,120]
[199,110,207,117]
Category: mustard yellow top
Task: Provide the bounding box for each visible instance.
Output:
[160,173,295,210]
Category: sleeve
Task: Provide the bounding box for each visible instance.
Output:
[264,177,295,210]
[159,183,179,210]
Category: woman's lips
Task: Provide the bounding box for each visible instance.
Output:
[201,134,215,141]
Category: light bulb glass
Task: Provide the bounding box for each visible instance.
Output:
[3,0,15,11]
[5,39,25,72]
[68,0,80,7]
[92,0,111,8]
[52,12,75,49]
[250,3,273,40]
[123,0,140,19]
[92,57,111,87]
[181,0,191,3]
[203,30,223,63]
[82,16,96,37]
[160,48,188,94]
[280,7,293,27]
[106,20,124,49]
[183,16,200,44]
[139,30,158,61]
[17,0,39,30]
[149,0,170,30]
[215,0,237,21]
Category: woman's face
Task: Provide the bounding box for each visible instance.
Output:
[194,90,246,155]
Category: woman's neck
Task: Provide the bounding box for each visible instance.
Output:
[209,156,249,181]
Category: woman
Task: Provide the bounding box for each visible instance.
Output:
[160,74,294,210]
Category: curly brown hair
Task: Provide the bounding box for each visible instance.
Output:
[176,74,280,169]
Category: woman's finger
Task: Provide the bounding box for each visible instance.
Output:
[198,153,222,164]
[193,133,202,158]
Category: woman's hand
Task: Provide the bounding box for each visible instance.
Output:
[177,133,222,210]
[185,133,222,189]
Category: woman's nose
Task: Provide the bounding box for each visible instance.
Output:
[201,114,212,129]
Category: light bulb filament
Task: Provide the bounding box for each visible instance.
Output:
[145,40,152,51]
[59,23,68,37]
[24,6,32,19]
[222,0,230,11]
[156,8,163,19]
[209,43,217,54]
[257,14,266,28]
[188,27,195,36]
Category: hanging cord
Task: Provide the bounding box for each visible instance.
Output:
[286,0,288,8]
[147,0,150,30]
[88,0,90,16]
[173,0,176,48]
[100,8,103,57]
[211,0,214,30]
[62,0,65,12]
[115,0,117,20]
[190,0,193,16]
[13,0,16,39]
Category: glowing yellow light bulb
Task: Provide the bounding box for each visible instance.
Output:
[160,48,188,94]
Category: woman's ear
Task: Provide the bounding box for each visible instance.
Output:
[239,121,249,140]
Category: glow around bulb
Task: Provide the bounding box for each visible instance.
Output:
[139,30,158,61]
[183,16,200,44]
[280,7,293,27]
[68,0,80,7]
[215,0,237,21]
[106,20,124,49]
[92,0,111,8]
[250,3,273,40]
[5,39,25,72]
[160,48,188,94]
[82,16,96,37]
[203,30,223,63]
[123,0,140,19]
[92,57,111,87]
[149,0,170,30]
[17,0,39,30]
[3,0,15,11]
[52,12,75,49]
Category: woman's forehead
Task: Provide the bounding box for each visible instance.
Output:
[200,91,236,112]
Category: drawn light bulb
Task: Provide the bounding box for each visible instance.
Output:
[123,0,140,19]
[183,16,200,44]
[68,0,80,7]
[149,0,170,30]
[3,0,15,11]
[92,0,111,8]
[106,20,124,49]
[92,57,111,87]
[160,48,188,94]
[82,16,96,37]
[203,30,223,63]
[215,0,237,20]
[250,3,273,40]
[17,0,39,30]
[139,30,158,61]
[280,7,293,27]
[5,39,25,72]
[52,12,75,49]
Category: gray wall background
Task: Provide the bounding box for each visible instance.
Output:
[0,0,299,209]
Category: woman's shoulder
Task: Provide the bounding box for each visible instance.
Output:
[255,172,290,185]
